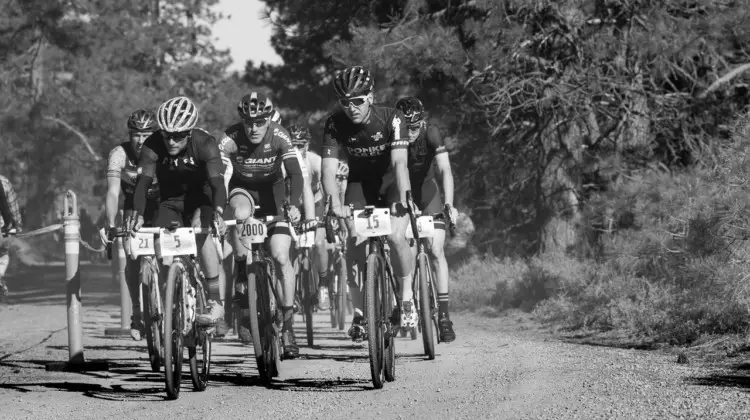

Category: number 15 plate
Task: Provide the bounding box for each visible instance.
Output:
[159,228,198,257]
[353,208,392,237]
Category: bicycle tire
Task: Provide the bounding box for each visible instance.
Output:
[430,265,441,345]
[163,262,185,400]
[142,259,162,373]
[300,253,315,346]
[365,245,384,389]
[189,281,212,391]
[247,261,279,381]
[382,261,396,382]
[418,253,436,360]
[336,255,347,330]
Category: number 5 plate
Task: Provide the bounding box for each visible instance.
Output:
[406,215,435,239]
[159,228,198,257]
[353,208,392,237]
[239,218,268,244]
[128,232,156,257]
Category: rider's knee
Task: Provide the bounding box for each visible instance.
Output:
[229,196,253,220]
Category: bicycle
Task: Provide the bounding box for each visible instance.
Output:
[135,220,236,399]
[233,205,298,382]
[112,230,163,373]
[323,195,349,331]
[403,196,458,359]
[294,219,318,346]
[333,201,399,389]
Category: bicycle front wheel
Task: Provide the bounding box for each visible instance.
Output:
[163,262,185,400]
[417,253,436,360]
[336,255,347,331]
[142,259,162,373]
[365,247,385,389]
[248,261,280,381]
[189,281,212,391]
[299,253,316,346]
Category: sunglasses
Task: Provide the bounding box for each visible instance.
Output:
[243,117,269,128]
[163,130,190,141]
[339,96,368,107]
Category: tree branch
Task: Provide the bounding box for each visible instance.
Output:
[698,62,750,99]
[42,116,101,161]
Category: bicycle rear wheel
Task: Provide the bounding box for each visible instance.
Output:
[163,262,185,400]
[336,255,347,331]
[248,261,280,381]
[142,259,162,373]
[365,247,384,389]
[417,253,436,360]
[189,285,212,391]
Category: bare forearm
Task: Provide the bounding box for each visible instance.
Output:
[441,167,455,206]
[395,162,410,202]
[105,190,119,226]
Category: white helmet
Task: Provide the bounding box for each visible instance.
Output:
[157,96,198,133]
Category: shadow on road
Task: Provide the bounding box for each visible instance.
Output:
[265,377,371,392]
[686,363,750,390]
[3,264,121,307]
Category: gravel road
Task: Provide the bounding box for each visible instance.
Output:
[1,265,750,419]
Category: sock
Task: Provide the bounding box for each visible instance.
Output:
[206,275,221,302]
[282,305,294,330]
[318,271,329,288]
[400,275,413,302]
[438,293,450,315]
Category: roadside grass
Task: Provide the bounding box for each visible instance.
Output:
[454,135,750,348]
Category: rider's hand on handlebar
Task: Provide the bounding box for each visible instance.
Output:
[287,205,302,223]
[212,209,227,236]
[445,203,459,224]
[390,201,416,217]
[126,212,144,235]
[300,219,318,232]
[331,205,352,219]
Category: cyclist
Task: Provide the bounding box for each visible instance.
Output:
[395,96,458,342]
[287,125,333,310]
[0,174,21,299]
[99,109,160,340]
[128,96,228,326]
[320,65,414,342]
[219,92,315,359]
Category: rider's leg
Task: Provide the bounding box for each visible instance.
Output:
[269,226,299,357]
[192,203,225,325]
[342,182,368,340]
[384,185,416,328]
[0,244,9,298]
[124,256,144,339]
[312,199,331,310]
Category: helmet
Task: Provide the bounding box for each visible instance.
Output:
[156,96,198,133]
[332,66,374,98]
[289,125,311,146]
[395,97,424,125]
[238,92,274,119]
[271,110,282,124]
[127,109,158,132]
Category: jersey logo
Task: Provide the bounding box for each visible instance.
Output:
[264,143,271,151]
[371,132,383,142]
[273,128,291,143]
[349,136,358,143]
[348,144,388,157]
[238,156,276,165]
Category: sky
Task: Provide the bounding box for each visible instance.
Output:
[211,0,283,72]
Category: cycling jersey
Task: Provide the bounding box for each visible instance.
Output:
[407,120,447,188]
[106,142,159,204]
[134,128,226,221]
[219,121,303,207]
[321,105,409,183]
[284,149,322,202]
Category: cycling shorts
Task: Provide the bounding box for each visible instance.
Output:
[155,192,213,229]
[229,181,290,236]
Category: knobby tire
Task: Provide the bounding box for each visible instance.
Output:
[163,262,185,400]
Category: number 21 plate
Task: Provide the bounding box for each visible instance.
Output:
[159,228,198,257]
[353,208,392,237]
[128,232,156,257]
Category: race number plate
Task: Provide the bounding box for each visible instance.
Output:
[159,228,198,257]
[405,215,435,239]
[128,232,156,257]
[239,218,268,244]
[353,208,392,237]
[297,230,316,248]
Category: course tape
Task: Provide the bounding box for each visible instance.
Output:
[12,223,106,252]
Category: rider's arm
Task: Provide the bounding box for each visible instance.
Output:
[218,134,237,198]
[0,179,13,228]
[295,149,316,219]
[280,141,310,216]
[428,124,454,207]
[133,137,158,216]
[321,117,344,209]
[105,146,125,226]
[389,111,411,203]
[200,134,228,213]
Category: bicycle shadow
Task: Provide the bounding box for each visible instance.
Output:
[686,363,750,390]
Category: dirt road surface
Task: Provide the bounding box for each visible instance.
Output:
[1,265,750,419]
